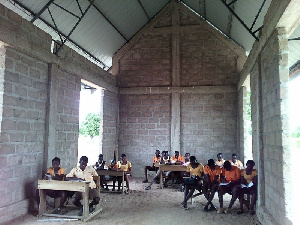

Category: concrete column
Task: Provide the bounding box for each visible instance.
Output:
[171,4,180,87]
[44,63,57,172]
[171,92,180,156]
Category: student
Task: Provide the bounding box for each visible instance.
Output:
[108,158,118,191]
[237,160,257,215]
[171,151,185,164]
[116,153,132,193]
[143,150,161,183]
[94,154,108,190]
[216,153,225,167]
[229,153,244,169]
[202,159,221,212]
[217,160,241,214]
[181,156,204,210]
[145,151,171,190]
[66,156,100,216]
[38,157,67,214]
[182,153,191,166]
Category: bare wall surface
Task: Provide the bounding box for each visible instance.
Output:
[0,4,117,224]
[115,2,243,177]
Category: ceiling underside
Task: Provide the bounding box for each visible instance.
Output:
[0,0,299,71]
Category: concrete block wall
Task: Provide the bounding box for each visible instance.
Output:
[0,47,48,222]
[102,90,119,161]
[0,5,117,223]
[113,2,244,176]
[119,94,171,176]
[118,33,172,88]
[249,28,292,225]
[53,68,81,169]
[181,91,237,163]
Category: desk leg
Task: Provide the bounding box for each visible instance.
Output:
[82,187,89,221]
[160,170,163,189]
[122,172,124,194]
[38,189,46,217]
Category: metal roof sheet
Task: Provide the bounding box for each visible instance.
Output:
[0,0,298,70]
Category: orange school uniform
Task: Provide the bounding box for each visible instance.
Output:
[204,165,221,182]
[186,163,204,177]
[172,155,184,162]
[222,166,241,182]
[153,156,161,163]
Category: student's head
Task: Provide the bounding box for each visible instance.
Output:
[184,153,190,162]
[155,150,160,156]
[121,153,127,162]
[98,154,103,162]
[190,156,197,164]
[231,154,237,163]
[246,160,255,170]
[223,160,231,171]
[79,156,88,171]
[52,157,60,170]
[217,153,223,160]
[208,159,215,169]
[111,158,116,166]
[175,151,179,158]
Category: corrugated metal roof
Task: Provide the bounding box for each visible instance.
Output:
[0,0,298,70]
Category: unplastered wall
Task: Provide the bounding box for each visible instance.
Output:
[0,4,117,223]
[114,1,244,176]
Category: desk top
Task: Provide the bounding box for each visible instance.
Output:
[38,180,90,192]
[159,164,187,172]
[97,169,124,176]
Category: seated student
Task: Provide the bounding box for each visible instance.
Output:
[217,160,241,214]
[145,151,171,190]
[171,151,185,164]
[66,156,100,216]
[202,159,221,212]
[216,153,225,167]
[94,154,109,190]
[37,157,67,214]
[142,150,161,183]
[229,153,244,169]
[116,153,132,193]
[182,153,191,166]
[181,156,204,210]
[237,160,257,215]
[108,158,118,191]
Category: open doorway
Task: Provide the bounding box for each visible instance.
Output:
[78,80,103,165]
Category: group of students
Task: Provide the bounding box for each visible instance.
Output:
[41,151,257,216]
[40,153,132,216]
[143,151,257,215]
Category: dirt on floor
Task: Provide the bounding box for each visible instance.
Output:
[5,178,261,225]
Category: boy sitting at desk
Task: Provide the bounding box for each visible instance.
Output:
[217,160,241,214]
[143,150,161,183]
[38,157,67,214]
[66,156,100,216]
[108,158,119,191]
[116,153,132,193]
[94,154,109,191]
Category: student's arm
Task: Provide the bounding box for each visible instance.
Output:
[252,174,258,187]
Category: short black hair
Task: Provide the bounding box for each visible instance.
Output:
[121,153,126,158]
[190,156,196,161]
[52,157,60,164]
[223,160,231,170]
[246,160,255,167]
[98,154,103,157]
[232,153,237,157]
[217,153,223,156]
[208,159,215,166]
[79,156,88,163]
